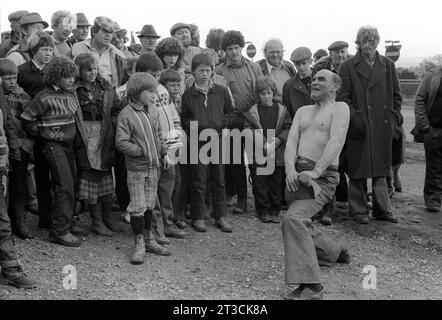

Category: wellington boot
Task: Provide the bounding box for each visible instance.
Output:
[90,204,113,237]
[130,234,145,264]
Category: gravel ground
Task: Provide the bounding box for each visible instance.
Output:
[2,104,441,300]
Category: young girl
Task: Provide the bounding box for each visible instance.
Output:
[155,37,186,95]
[74,53,122,236]
[244,76,292,223]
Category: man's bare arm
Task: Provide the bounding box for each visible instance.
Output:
[284,108,303,191]
[311,102,349,177]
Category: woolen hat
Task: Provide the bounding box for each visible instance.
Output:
[75,13,91,26]
[170,22,190,36]
[20,12,48,29]
[137,25,160,38]
[290,47,312,63]
[94,16,116,33]
[328,41,349,51]
[8,10,29,23]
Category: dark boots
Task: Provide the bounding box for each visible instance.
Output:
[0,260,36,289]
[130,215,145,264]
[101,196,124,233]
[90,203,113,237]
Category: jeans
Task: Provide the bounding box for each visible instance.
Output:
[42,141,76,236]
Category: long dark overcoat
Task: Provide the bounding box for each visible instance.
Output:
[338,51,403,179]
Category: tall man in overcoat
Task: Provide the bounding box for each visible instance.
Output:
[338,26,402,224]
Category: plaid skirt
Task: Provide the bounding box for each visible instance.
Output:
[77,169,114,204]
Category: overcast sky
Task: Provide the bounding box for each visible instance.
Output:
[0,0,440,65]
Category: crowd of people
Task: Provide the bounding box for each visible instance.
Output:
[0,9,434,300]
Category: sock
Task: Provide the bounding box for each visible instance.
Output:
[130,216,145,235]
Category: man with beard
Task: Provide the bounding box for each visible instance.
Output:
[338,26,402,225]
[282,69,350,300]
[0,11,29,58]
[67,13,91,47]
[51,11,76,57]
[170,22,202,76]
[257,38,296,103]
[72,16,126,88]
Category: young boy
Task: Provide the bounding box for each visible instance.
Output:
[0,79,36,293]
[116,72,171,264]
[181,53,237,233]
[74,53,122,237]
[135,54,186,246]
[0,58,33,239]
[21,57,86,247]
[159,69,182,115]
[244,77,292,223]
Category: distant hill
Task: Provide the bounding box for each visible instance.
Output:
[395,56,425,68]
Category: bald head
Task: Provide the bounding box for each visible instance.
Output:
[311,69,342,101]
[263,38,284,67]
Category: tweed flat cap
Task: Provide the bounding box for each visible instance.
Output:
[328,41,349,51]
[290,47,312,63]
[170,22,190,36]
[94,16,116,32]
[8,10,29,23]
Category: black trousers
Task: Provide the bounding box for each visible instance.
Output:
[250,166,284,217]
[172,163,190,222]
[189,162,226,220]
[423,127,442,207]
[225,139,247,203]
[34,139,53,225]
[42,141,76,236]
[115,149,130,211]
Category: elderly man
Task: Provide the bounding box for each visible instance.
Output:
[67,13,91,47]
[51,10,76,57]
[6,12,49,66]
[0,11,29,58]
[72,16,126,88]
[282,69,350,300]
[138,24,161,54]
[170,22,202,75]
[215,30,263,214]
[257,39,296,103]
[282,47,315,118]
[338,26,402,224]
[314,41,349,74]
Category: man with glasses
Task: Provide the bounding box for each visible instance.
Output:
[257,38,296,103]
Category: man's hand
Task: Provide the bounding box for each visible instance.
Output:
[298,170,319,187]
[285,167,299,192]
[163,154,171,170]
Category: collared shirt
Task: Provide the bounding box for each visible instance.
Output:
[265,60,291,102]
[31,59,44,71]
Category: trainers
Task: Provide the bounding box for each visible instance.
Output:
[164,225,186,238]
[226,196,235,207]
[282,284,305,300]
[375,214,398,223]
[354,214,369,224]
[426,206,440,213]
[145,239,171,256]
[319,216,332,226]
[175,220,187,229]
[335,201,348,210]
[0,263,36,289]
[299,285,324,300]
[271,215,281,224]
[155,236,170,246]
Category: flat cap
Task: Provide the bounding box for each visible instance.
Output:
[8,10,29,23]
[170,22,190,36]
[328,41,349,51]
[290,47,312,63]
[138,24,160,38]
[113,22,126,34]
[94,16,116,33]
[75,13,90,26]
[20,12,48,28]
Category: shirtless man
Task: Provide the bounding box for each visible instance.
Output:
[282,69,350,300]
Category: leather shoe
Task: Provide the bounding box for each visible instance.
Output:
[375,214,398,223]
[0,264,36,289]
[337,248,350,264]
[426,206,440,213]
[271,215,281,223]
[299,285,324,300]
[232,207,245,214]
[282,284,305,300]
[49,232,81,247]
[354,214,369,224]
[164,225,186,238]
[175,220,187,229]
[319,216,332,226]
[215,217,232,233]
[191,219,207,232]
[260,213,273,223]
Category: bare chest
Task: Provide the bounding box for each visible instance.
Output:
[299,108,332,134]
